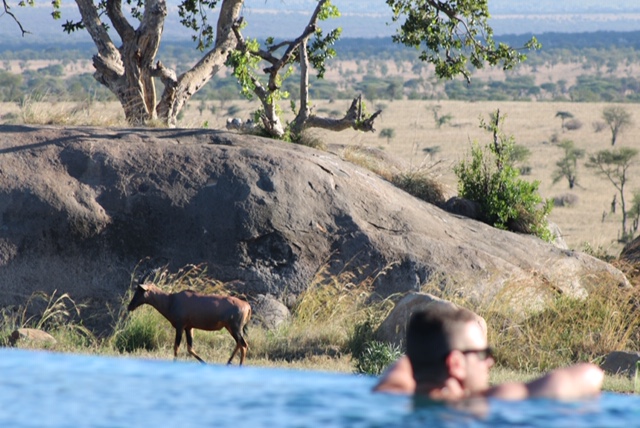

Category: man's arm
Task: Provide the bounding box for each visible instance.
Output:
[372,355,416,393]
[486,363,604,400]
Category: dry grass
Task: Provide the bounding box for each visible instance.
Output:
[421,269,640,388]
[311,99,640,257]
[4,262,640,392]
[5,95,127,127]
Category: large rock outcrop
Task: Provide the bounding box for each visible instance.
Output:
[0,125,628,331]
[375,292,487,348]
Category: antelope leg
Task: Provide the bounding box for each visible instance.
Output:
[185,328,206,364]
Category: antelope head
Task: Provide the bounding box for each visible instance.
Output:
[127,283,150,312]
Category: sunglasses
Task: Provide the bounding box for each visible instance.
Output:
[459,347,494,361]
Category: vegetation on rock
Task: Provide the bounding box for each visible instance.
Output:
[454,110,553,240]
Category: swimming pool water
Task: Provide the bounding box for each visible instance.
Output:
[0,348,638,427]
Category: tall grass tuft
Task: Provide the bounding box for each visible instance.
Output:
[492,282,640,372]
[423,274,640,373]
[247,263,395,365]
[340,145,397,181]
[0,289,95,348]
[291,264,375,350]
[294,131,327,150]
[391,170,447,206]
[341,145,447,205]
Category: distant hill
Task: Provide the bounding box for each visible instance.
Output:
[2,30,639,64]
[1,0,639,43]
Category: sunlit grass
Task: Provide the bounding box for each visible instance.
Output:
[341,144,448,206]
[14,93,126,127]
[0,289,96,349]
[3,262,640,393]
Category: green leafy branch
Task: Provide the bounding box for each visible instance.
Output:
[386,0,540,82]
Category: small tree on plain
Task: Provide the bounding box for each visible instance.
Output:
[602,106,632,146]
[552,140,585,190]
[197,100,207,116]
[379,128,396,144]
[555,111,573,133]
[388,0,540,82]
[586,147,638,242]
[431,105,452,129]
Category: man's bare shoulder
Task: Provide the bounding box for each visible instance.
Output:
[372,355,415,394]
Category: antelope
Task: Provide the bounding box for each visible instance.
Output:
[127,279,252,365]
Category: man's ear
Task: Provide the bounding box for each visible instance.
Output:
[446,350,467,381]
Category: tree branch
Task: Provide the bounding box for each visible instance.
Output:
[2,0,29,36]
[261,3,322,75]
[75,0,119,60]
[303,95,382,133]
[105,0,135,42]
[152,60,176,85]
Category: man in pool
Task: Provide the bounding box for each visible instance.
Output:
[373,306,604,400]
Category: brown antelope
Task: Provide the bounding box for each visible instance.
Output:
[127,280,252,365]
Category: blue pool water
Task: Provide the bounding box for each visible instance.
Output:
[0,348,639,427]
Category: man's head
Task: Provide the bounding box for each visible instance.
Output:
[406,306,493,395]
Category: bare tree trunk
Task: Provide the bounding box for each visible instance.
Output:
[290,41,311,135]
[290,39,383,135]
[74,0,243,127]
[78,0,166,125]
[291,41,381,134]
[156,0,243,126]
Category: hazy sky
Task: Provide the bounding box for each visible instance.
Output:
[2,0,640,43]
[234,0,640,38]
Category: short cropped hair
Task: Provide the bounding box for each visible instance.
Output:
[406,306,477,384]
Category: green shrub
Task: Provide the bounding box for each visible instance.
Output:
[454,110,552,241]
[49,326,96,350]
[353,341,402,375]
[340,145,446,206]
[347,318,377,359]
[112,307,168,353]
